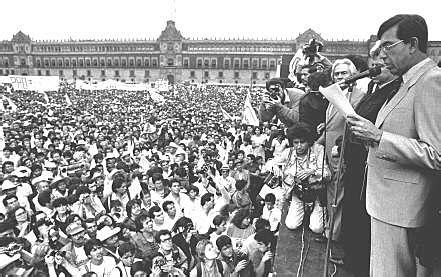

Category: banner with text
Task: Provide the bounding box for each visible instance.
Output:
[7,76,60,92]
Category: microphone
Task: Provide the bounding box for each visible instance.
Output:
[338,66,383,85]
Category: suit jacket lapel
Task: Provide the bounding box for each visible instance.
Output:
[375,60,436,128]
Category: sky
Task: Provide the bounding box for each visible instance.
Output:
[1,0,440,42]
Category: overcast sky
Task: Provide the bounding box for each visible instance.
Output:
[2,0,440,42]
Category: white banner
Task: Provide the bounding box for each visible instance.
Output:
[76,79,149,92]
[8,75,60,92]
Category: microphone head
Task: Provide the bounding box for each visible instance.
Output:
[369,65,383,78]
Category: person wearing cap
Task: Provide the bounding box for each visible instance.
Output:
[60,222,90,270]
[96,225,121,255]
[51,176,70,199]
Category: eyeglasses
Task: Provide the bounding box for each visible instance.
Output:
[380,40,404,53]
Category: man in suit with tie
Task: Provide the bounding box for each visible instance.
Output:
[348,14,441,276]
[317,58,366,244]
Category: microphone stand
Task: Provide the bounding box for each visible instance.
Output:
[322,122,348,277]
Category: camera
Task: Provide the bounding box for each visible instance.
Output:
[302,39,323,60]
[263,172,281,189]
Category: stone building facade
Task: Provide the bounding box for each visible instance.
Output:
[0,20,439,85]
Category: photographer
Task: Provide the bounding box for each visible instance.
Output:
[288,39,332,86]
[268,124,330,232]
[259,78,305,128]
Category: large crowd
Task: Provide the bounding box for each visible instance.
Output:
[1,17,441,276]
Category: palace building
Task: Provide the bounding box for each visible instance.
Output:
[0,20,440,85]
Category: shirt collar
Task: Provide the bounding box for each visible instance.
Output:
[402,58,431,84]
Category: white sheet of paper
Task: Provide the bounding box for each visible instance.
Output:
[319,83,356,118]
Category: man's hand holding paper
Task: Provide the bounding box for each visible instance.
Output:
[319,83,356,118]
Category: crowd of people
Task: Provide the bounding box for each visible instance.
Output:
[1,13,441,277]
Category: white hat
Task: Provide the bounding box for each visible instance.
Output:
[11,166,31,178]
[96,226,121,242]
[1,180,18,190]
[31,176,50,186]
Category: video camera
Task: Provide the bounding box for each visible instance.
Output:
[302,39,324,62]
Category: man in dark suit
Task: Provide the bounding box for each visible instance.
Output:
[340,43,399,276]
[347,14,441,276]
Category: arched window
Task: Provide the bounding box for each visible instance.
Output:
[114,59,119,66]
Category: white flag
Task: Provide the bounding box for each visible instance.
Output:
[65,94,72,106]
[41,91,50,103]
[2,96,17,112]
[220,106,233,121]
[242,92,259,126]
[149,89,165,103]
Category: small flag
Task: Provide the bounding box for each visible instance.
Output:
[149,89,165,103]
[220,106,233,121]
[242,92,259,126]
[2,96,17,112]
[65,94,72,106]
[41,91,50,103]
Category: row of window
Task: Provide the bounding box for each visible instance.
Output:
[186,57,277,70]
[33,57,159,68]
[187,46,292,52]
[32,45,155,53]
[36,69,151,78]
[0,69,269,81]
[190,71,270,79]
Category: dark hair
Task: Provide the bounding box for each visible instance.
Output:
[135,212,152,231]
[264,193,276,204]
[2,195,18,207]
[231,208,251,228]
[171,217,194,233]
[131,260,151,276]
[255,218,270,232]
[76,186,91,197]
[155,229,172,243]
[200,193,214,207]
[235,179,247,191]
[213,215,227,227]
[151,173,163,184]
[126,199,141,218]
[118,242,136,257]
[38,190,52,207]
[307,70,332,91]
[111,178,126,192]
[254,229,274,246]
[162,200,175,213]
[52,197,68,208]
[377,14,428,53]
[286,123,315,146]
[148,205,162,218]
[84,238,102,256]
[187,184,199,195]
[216,235,232,250]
